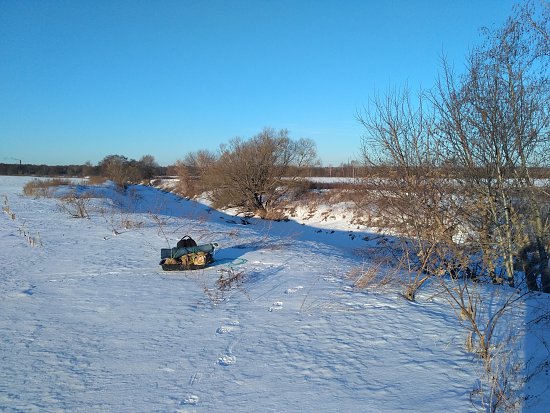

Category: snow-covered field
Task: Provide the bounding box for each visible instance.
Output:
[1,176,548,412]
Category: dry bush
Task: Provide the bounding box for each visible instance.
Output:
[262,208,289,221]
[97,194,148,235]
[349,245,401,290]
[469,321,526,413]
[349,266,378,290]
[216,267,246,290]
[84,175,107,185]
[2,195,15,220]
[120,218,144,229]
[23,178,71,197]
[173,160,198,198]
[200,267,248,305]
[204,128,318,218]
[58,190,91,218]
[349,262,388,290]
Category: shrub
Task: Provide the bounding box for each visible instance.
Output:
[58,190,91,218]
[84,175,108,185]
[23,178,71,197]
[203,128,318,217]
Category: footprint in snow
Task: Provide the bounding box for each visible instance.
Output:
[269,301,283,312]
[218,354,237,366]
[217,325,236,334]
[216,320,240,334]
[181,394,199,405]
[285,286,303,294]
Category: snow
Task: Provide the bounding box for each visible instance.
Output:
[1,176,548,412]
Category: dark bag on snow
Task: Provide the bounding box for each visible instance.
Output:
[176,235,197,249]
[160,235,217,271]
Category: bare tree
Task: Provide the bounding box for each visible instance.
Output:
[98,154,162,188]
[203,128,318,217]
[98,155,132,188]
[173,149,217,197]
[356,86,461,299]
[357,3,549,409]
[433,0,550,290]
[136,155,159,181]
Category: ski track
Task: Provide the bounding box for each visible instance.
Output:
[1,176,542,412]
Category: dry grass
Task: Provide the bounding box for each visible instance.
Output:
[23,178,72,197]
[84,175,108,185]
[216,267,246,290]
[348,260,396,290]
[58,190,91,218]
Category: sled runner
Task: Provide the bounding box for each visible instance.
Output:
[159,236,217,271]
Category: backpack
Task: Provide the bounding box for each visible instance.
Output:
[176,235,197,249]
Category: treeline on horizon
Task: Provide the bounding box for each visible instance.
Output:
[0,157,366,179]
[0,160,167,178]
[1,160,549,181]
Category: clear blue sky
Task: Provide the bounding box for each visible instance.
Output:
[0,0,517,167]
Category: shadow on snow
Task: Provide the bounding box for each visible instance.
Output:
[79,182,385,266]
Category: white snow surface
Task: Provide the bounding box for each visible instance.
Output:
[0,176,547,412]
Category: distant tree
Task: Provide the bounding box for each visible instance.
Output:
[98,155,132,187]
[98,154,162,186]
[136,155,159,181]
[174,150,218,196]
[82,161,98,177]
[203,128,318,217]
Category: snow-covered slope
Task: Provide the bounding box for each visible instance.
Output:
[0,176,547,412]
